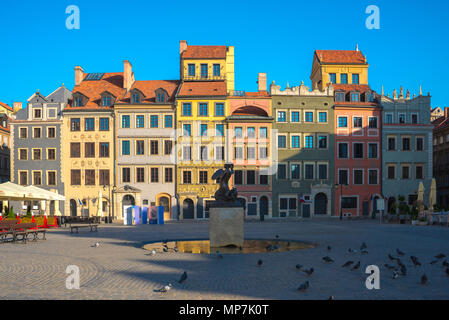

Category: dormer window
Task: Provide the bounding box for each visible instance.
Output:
[351,92,360,102]
[34,108,42,119]
[102,95,111,107]
[155,89,168,103]
[73,93,85,107]
[365,92,374,102]
[335,92,345,102]
[132,91,141,104]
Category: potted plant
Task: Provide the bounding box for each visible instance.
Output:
[418,216,428,226]
[388,202,398,222]
[411,206,419,225]
[398,203,410,224]
[6,207,16,220]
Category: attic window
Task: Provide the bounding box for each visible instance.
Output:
[156,90,167,103]
[74,96,83,107]
[132,91,141,104]
[102,95,111,107]
[351,92,360,102]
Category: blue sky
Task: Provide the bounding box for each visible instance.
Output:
[0,0,448,107]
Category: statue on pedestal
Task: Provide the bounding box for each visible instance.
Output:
[212,163,238,204]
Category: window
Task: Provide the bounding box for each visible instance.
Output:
[32,172,41,186]
[164,140,173,155]
[32,149,41,160]
[353,143,364,158]
[47,127,56,138]
[74,96,83,107]
[47,148,56,160]
[278,135,286,148]
[48,171,56,186]
[338,143,349,159]
[85,170,95,186]
[132,92,140,104]
[215,103,224,116]
[200,124,208,136]
[277,111,286,122]
[416,137,424,151]
[259,147,268,159]
[399,114,406,124]
[260,174,268,185]
[165,168,173,183]
[85,143,95,158]
[279,197,297,215]
[136,140,145,155]
[136,115,145,128]
[291,135,300,148]
[102,95,111,107]
[156,91,166,103]
[235,127,243,138]
[352,74,359,84]
[305,112,313,123]
[150,140,159,155]
[19,171,28,186]
[353,117,362,128]
[247,127,255,138]
[183,171,192,184]
[402,137,411,151]
[122,140,130,155]
[234,147,243,159]
[338,117,348,128]
[33,127,41,138]
[70,143,80,158]
[200,146,208,161]
[318,136,327,149]
[318,112,327,123]
[291,111,300,123]
[200,64,208,78]
[342,197,357,209]
[34,109,42,119]
[71,170,80,185]
[188,64,195,76]
[100,143,109,157]
[366,92,374,102]
[165,115,173,128]
[151,168,159,183]
[351,93,360,102]
[122,168,131,183]
[402,165,410,179]
[99,170,110,186]
[369,117,378,129]
[354,169,363,185]
[199,103,208,116]
[336,92,345,101]
[329,73,336,84]
[19,128,27,139]
[247,171,256,185]
[136,168,145,183]
[260,127,267,138]
[213,64,220,77]
[416,165,424,180]
[150,115,158,128]
[182,103,192,116]
[387,165,396,179]
[385,114,393,124]
[318,164,328,180]
[291,164,300,180]
[368,143,378,158]
[234,170,243,184]
[277,164,286,180]
[100,118,109,131]
[247,147,256,159]
[216,146,224,160]
[305,136,314,149]
[84,118,94,131]
[183,124,191,136]
[122,115,130,128]
[183,146,191,161]
[199,171,208,184]
[19,149,28,160]
[338,169,349,185]
[341,73,348,84]
[388,137,396,151]
[305,164,314,180]
[412,114,418,124]
[369,169,378,185]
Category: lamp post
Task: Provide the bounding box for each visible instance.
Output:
[335,183,348,220]
[103,184,116,224]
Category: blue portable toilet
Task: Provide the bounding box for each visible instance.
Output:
[141,207,148,224]
[149,206,158,224]
[134,206,140,225]
[157,206,164,225]
[124,206,133,225]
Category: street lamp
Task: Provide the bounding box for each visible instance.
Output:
[103,184,116,224]
[335,183,348,220]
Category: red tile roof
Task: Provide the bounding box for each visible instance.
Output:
[178,81,227,97]
[433,116,449,131]
[67,72,125,109]
[0,102,13,112]
[120,80,180,103]
[333,84,372,93]
[228,91,270,98]
[182,46,227,59]
[315,50,366,64]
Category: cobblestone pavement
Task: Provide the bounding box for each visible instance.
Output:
[1,219,449,300]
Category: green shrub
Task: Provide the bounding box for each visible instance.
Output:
[411,206,419,220]
[7,207,16,219]
[398,203,410,215]
[389,202,398,215]
[398,195,406,203]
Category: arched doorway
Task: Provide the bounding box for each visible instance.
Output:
[260,196,269,218]
[158,195,171,221]
[314,193,327,215]
[122,195,135,225]
[183,199,194,219]
[70,199,77,217]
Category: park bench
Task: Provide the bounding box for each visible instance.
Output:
[69,223,99,234]
[12,223,46,244]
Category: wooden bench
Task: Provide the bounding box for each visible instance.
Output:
[0,220,19,242]
[69,223,99,234]
[12,223,46,244]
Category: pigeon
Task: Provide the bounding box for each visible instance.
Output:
[411,256,421,267]
[342,261,354,268]
[421,274,428,285]
[322,256,334,263]
[216,251,223,259]
[297,281,309,292]
[396,249,405,256]
[272,245,280,250]
[275,234,279,239]
[155,283,172,293]
[430,260,439,265]
[327,246,332,251]
[163,247,168,252]
[295,264,303,270]
[392,271,399,279]
[328,296,335,300]
[257,259,263,267]
[287,242,290,247]
[303,268,314,276]
[435,254,446,259]
[91,242,100,248]
[361,249,368,255]
[360,242,367,250]
[266,245,275,251]
[239,246,243,251]
[173,247,179,253]
[443,260,449,268]
[178,271,187,284]
[400,264,407,276]
[445,268,449,276]
[384,264,397,271]
[146,249,157,256]
[348,248,358,254]
[388,254,398,261]
[351,261,361,271]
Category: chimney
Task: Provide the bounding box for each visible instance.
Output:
[13,102,22,113]
[445,107,449,119]
[180,40,188,55]
[123,60,135,92]
[257,73,267,92]
[75,66,84,86]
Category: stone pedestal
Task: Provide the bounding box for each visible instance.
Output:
[209,206,244,248]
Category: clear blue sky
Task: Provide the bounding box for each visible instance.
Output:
[1,0,448,107]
